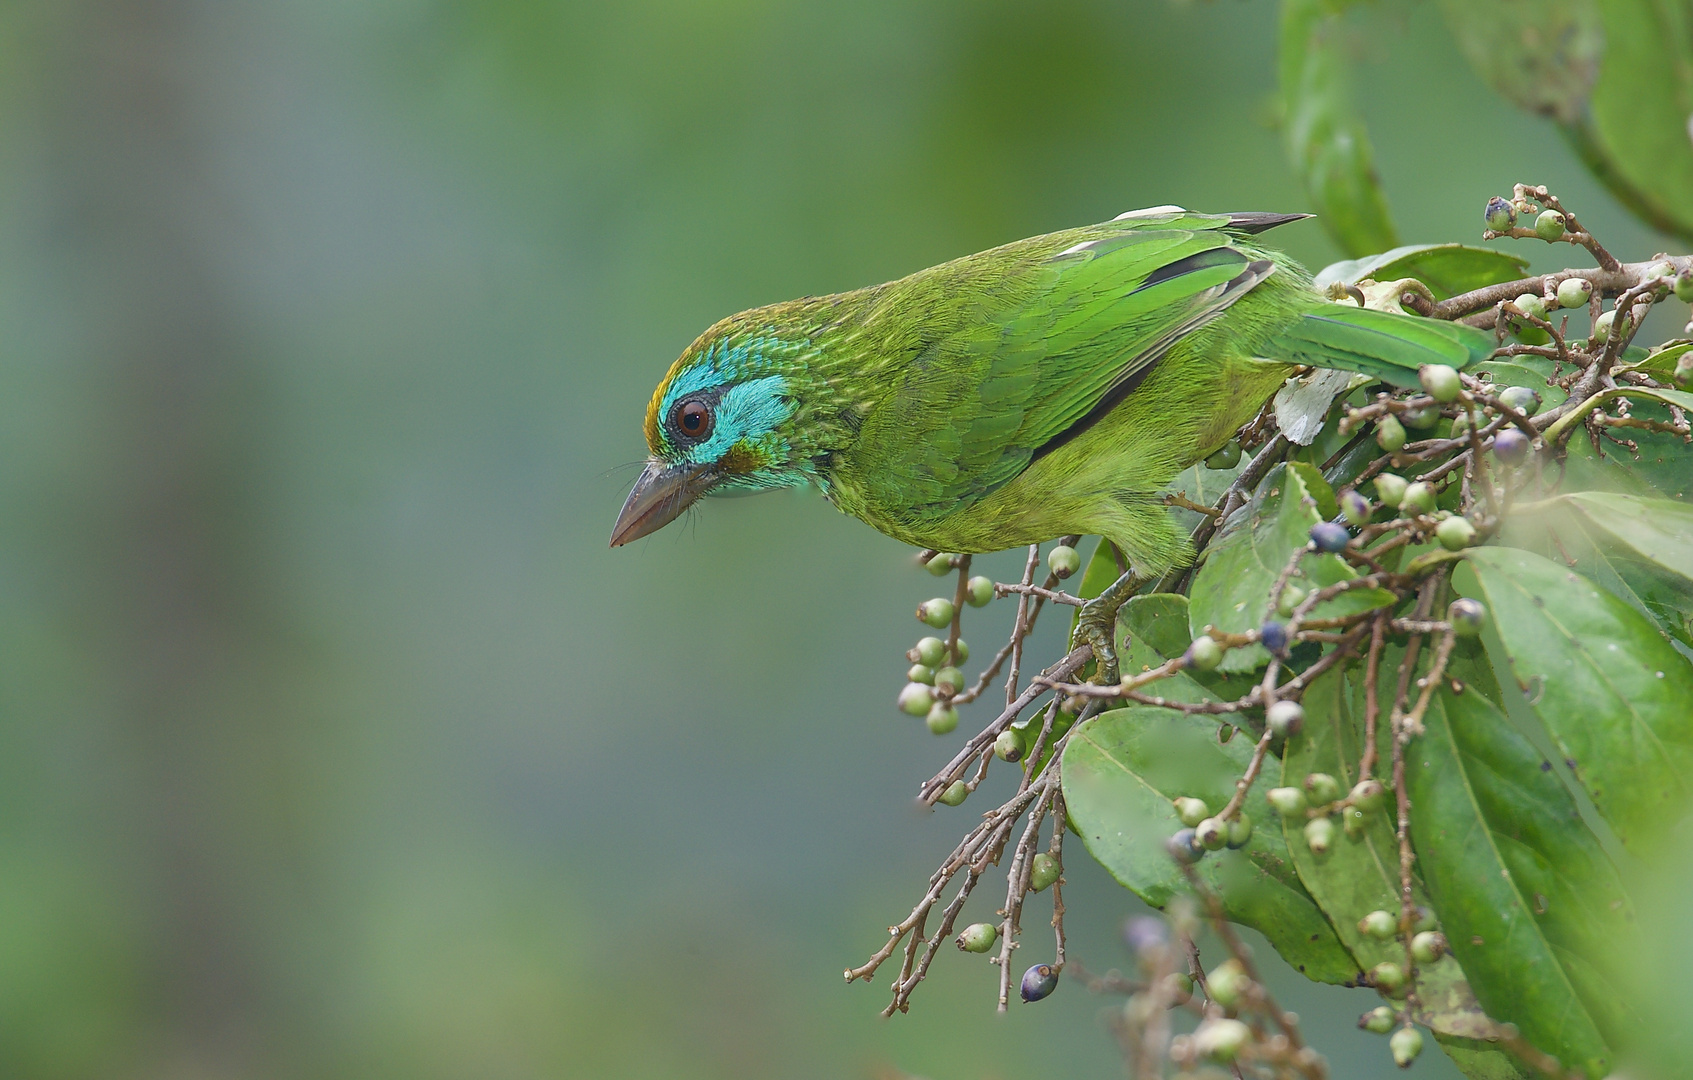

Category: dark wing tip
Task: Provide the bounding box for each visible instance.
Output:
[1224,212,1315,235]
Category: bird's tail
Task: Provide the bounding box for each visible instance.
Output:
[1263,305,1495,387]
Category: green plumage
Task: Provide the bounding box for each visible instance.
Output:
[614,208,1493,578]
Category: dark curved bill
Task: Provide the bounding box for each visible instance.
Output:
[609,459,716,547]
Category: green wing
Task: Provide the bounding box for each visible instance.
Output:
[853,211,1284,522]
[1264,305,1495,385]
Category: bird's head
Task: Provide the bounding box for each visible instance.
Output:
[611,317,844,546]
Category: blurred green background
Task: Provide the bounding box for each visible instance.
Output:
[0,2,1672,1078]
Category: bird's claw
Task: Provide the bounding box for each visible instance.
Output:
[1074,598,1121,685]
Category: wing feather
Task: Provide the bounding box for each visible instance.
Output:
[850,214,1282,523]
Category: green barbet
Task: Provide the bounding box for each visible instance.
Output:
[610,208,1491,677]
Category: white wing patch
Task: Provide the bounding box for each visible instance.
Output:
[1112,205,1187,220]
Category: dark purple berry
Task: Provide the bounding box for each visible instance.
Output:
[1166,828,1203,863]
[1020,963,1059,1002]
[1492,427,1530,466]
[1259,620,1290,655]
[1310,521,1350,553]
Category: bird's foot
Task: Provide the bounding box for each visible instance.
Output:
[1072,568,1151,686]
[1074,602,1120,685]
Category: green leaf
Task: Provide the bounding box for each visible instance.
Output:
[1437,0,1602,125]
[1623,338,1693,384]
[1280,660,1496,1039]
[1062,706,1359,984]
[1567,0,1693,243]
[1189,463,1395,671]
[1314,244,1531,300]
[1279,0,1399,256]
[1118,593,1261,704]
[1560,492,1693,585]
[1502,496,1693,649]
[1458,547,1693,853]
[1471,358,1569,411]
[1434,1036,1534,1080]
[1074,535,1122,605]
[1407,676,1634,1078]
[1563,415,1693,503]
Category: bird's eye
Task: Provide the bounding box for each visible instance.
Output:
[674,399,713,441]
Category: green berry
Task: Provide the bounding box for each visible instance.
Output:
[1047,544,1080,579]
[1497,384,1541,416]
[1341,489,1373,525]
[1029,852,1061,891]
[1484,196,1515,232]
[1556,276,1592,309]
[1340,804,1368,839]
[1350,778,1387,812]
[1376,413,1407,452]
[933,666,965,694]
[1676,270,1693,303]
[1305,772,1342,805]
[1419,364,1462,403]
[1647,260,1676,281]
[1374,473,1408,508]
[907,664,935,685]
[1448,597,1487,636]
[1174,796,1211,828]
[1206,959,1249,1008]
[1361,1006,1397,1034]
[938,780,969,806]
[926,552,956,575]
[1674,353,1693,389]
[1185,634,1223,671]
[1195,817,1228,851]
[1400,480,1437,516]
[1390,1026,1424,1067]
[1449,411,1470,440]
[917,597,954,628]
[994,728,1025,763]
[914,636,948,667]
[1226,813,1254,849]
[1534,209,1566,241]
[1267,699,1305,738]
[898,682,934,717]
[1304,816,1335,854]
[1411,931,1448,964]
[1276,583,1307,617]
[1204,439,1243,470]
[966,575,995,607]
[926,703,959,734]
[1360,910,1398,939]
[1399,403,1440,430]
[956,922,999,953]
[1436,515,1477,551]
[1409,905,1438,934]
[1163,971,1194,1006]
[1193,1018,1251,1064]
[1267,787,1308,818]
[1372,961,1409,995]
[1515,292,1548,322]
[1593,307,1631,342]
[951,638,969,663]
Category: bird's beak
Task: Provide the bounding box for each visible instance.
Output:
[609,459,717,547]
